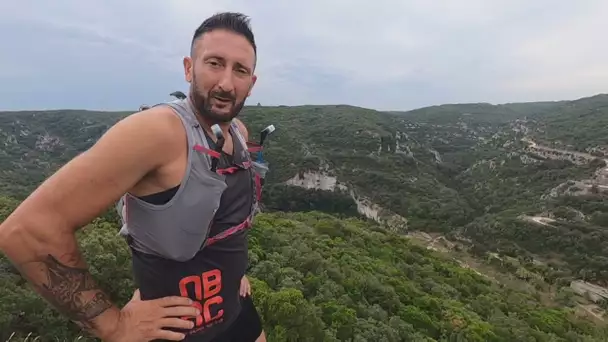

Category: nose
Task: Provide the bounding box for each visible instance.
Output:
[217,67,235,93]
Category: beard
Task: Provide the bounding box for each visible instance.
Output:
[190,74,246,124]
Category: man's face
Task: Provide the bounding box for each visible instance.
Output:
[183,29,257,123]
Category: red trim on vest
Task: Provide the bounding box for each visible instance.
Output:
[193,144,220,158]
[246,141,263,153]
[216,160,251,175]
[216,166,239,175]
[254,174,262,201]
[203,216,252,247]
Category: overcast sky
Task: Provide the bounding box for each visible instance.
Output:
[0,0,606,112]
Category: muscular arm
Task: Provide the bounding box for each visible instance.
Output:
[0,108,184,339]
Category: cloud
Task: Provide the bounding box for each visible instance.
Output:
[0,0,606,111]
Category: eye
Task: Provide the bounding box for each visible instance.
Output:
[207,60,222,68]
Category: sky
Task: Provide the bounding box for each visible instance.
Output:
[0,0,607,112]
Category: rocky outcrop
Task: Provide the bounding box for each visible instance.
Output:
[285,170,408,230]
[571,281,608,303]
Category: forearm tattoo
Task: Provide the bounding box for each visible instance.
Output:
[24,254,113,331]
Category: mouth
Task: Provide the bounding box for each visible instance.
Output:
[212,95,233,106]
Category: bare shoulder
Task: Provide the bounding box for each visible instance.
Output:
[233,118,249,141]
[114,106,185,145]
[110,105,189,155]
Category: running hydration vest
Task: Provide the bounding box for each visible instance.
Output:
[116,98,269,262]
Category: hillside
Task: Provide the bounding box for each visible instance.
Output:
[0,110,127,197]
[1,94,608,340]
[2,206,608,341]
[528,94,608,152]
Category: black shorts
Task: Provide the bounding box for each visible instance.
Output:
[211,295,263,342]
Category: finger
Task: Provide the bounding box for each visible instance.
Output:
[155,296,194,307]
[247,285,251,295]
[131,289,141,301]
[162,306,200,318]
[152,329,186,341]
[158,317,195,330]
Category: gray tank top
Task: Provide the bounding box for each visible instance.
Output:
[116,98,264,262]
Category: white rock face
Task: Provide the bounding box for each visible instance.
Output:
[285,170,408,230]
[285,171,337,191]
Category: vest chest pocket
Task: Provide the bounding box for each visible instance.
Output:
[176,169,227,238]
[135,168,228,262]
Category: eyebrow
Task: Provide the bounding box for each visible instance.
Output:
[205,54,252,74]
[234,61,252,74]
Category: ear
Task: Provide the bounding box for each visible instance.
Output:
[247,75,257,97]
[183,56,193,83]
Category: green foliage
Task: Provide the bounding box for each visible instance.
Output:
[2,210,607,341]
[262,184,360,218]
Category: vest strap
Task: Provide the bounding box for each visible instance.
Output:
[193,144,221,158]
[203,215,253,247]
[246,141,263,153]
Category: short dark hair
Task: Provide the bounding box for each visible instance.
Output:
[190,12,257,56]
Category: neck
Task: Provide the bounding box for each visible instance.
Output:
[187,98,232,137]
[199,116,232,137]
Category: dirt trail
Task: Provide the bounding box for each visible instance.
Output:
[578,304,605,322]
[521,137,602,161]
[523,137,608,188]
[521,215,556,226]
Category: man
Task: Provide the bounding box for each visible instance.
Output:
[0,12,266,342]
